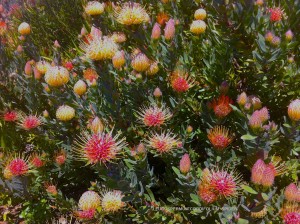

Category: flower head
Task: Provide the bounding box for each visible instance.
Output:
[190,20,206,35]
[45,66,70,87]
[194,8,207,20]
[170,70,194,93]
[83,68,98,82]
[56,105,75,121]
[285,30,294,41]
[18,114,42,130]
[3,111,18,122]
[131,52,150,72]
[81,36,118,61]
[111,32,127,43]
[85,1,105,16]
[249,107,269,130]
[18,22,30,35]
[101,190,125,213]
[79,191,101,211]
[156,12,169,25]
[55,150,67,165]
[251,159,267,184]
[74,80,87,96]
[164,19,175,40]
[112,50,126,69]
[151,23,161,40]
[146,61,159,76]
[4,155,32,178]
[207,126,234,150]
[284,183,300,202]
[137,103,172,127]
[74,131,126,165]
[0,21,7,36]
[180,154,191,174]
[75,209,96,220]
[114,2,149,25]
[45,182,58,196]
[269,7,283,22]
[288,99,300,122]
[265,31,274,43]
[146,131,181,154]
[237,92,248,106]
[30,154,44,168]
[211,95,233,118]
[284,212,300,224]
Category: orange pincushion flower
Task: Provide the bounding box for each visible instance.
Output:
[170,70,194,93]
[211,95,233,118]
[157,12,169,26]
[0,21,7,36]
[146,131,181,154]
[74,131,126,165]
[198,183,218,204]
[284,183,300,202]
[269,7,283,22]
[18,114,42,130]
[114,2,149,25]
[207,126,234,150]
[288,99,300,122]
[83,68,98,82]
[137,103,172,127]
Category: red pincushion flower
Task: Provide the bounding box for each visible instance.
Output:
[269,7,283,22]
[55,150,67,165]
[64,61,74,71]
[284,212,300,224]
[18,114,42,130]
[137,103,172,127]
[75,209,96,220]
[207,126,234,150]
[31,155,44,168]
[3,111,18,122]
[7,158,29,176]
[170,71,194,93]
[146,131,181,154]
[74,131,126,165]
[210,171,238,198]
[211,95,233,118]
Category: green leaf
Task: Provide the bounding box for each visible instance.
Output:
[237,218,249,224]
[241,185,258,194]
[241,134,257,141]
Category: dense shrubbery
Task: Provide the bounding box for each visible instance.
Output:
[0,0,299,223]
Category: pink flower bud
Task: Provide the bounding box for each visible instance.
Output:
[151,23,161,40]
[24,61,32,76]
[285,30,294,41]
[251,159,266,184]
[237,92,247,106]
[153,87,162,97]
[16,45,23,53]
[164,19,175,40]
[180,154,191,174]
[261,165,275,187]
[54,40,60,48]
[284,183,300,202]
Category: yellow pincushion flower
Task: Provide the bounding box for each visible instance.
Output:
[56,105,75,121]
[18,22,31,35]
[74,80,87,96]
[36,61,50,74]
[101,190,125,213]
[85,1,105,16]
[78,191,101,211]
[45,66,70,87]
[114,2,150,25]
[112,50,126,69]
[3,167,13,180]
[131,52,150,72]
[82,36,118,61]
[146,61,159,76]
[288,99,300,121]
[194,8,207,20]
[190,20,206,35]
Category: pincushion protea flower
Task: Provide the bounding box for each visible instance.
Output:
[211,95,233,118]
[85,1,105,16]
[30,154,44,168]
[0,21,7,36]
[194,9,207,20]
[198,168,241,203]
[156,12,169,25]
[131,52,150,72]
[45,182,58,196]
[249,107,269,130]
[269,7,283,22]
[81,36,118,61]
[36,61,50,74]
[207,126,234,150]
[18,113,42,130]
[146,131,181,154]
[79,191,101,211]
[45,66,70,87]
[114,2,149,25]
[111,32,127,43]
[112,50,126,69]
[18,22,31,35]
[146,61,159,76]
[75,209,96,220]
[284,212,300,224]
[73,131,126,165]
[237,92,248,106]
[170,70,194,93]
[56,105,75,121]
[101,190,125,213]
[90,116,104,134]
[4,155,32,179]
[3,111,18,122]
[284,183,300,202]
[180,154,191,174]
[55,150,67,165]
[83,68,98,82]
[251,205,268,218]
[190,20,206,35]
[136,103,172,127]
[280,202,300,224]
[285,30,294,41]
[151,23,161,40]
[251,159,266,185]
[164,19,175,40]
[74,80,87,96]
[288,99,300,122]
